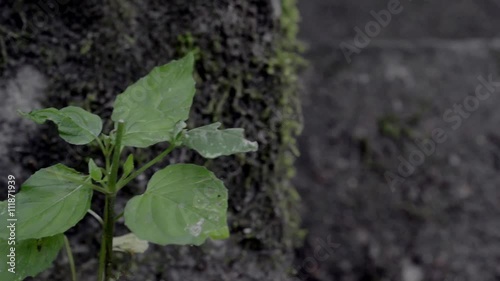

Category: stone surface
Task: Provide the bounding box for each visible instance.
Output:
[0,65,45,180]
[0,0,302,280]
[295,0,500,280]
[299,0,500,44]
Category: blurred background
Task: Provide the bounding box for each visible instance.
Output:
[1,0,500,280]
[296,1,500,281]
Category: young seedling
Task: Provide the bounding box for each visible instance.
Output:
[0,53,258,281]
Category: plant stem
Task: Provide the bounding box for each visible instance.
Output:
[114,211,124,222]
[91,184,110,194]
[97,121,125,281]
[88,209,104,226]
[103,195,116,280]
[95,137,106,155]
[97,237,106,280]
[95,137,111,171]
[116,145,175,190]
[64,235,78,281]
[108,122,125,193]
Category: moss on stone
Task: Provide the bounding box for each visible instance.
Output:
[1,0,305,279]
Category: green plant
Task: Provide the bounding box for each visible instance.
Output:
[0,53,258,281]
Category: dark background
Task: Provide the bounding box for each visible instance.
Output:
[1,0,500,280]
[296,1,500,281]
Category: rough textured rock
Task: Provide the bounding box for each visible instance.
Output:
[295,0,500,280]
[0,0,303,280]
[0,66,45,180]
[296,41,500,281]
[299,0,500,44]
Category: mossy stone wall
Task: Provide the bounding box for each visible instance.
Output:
[0,0,303,280]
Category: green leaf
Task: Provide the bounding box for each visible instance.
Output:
[0,234,64,281]
[124,164,229,246]
[111,53,196,148]
[0,164,93,240]
[123,154,135,178]
[20,106,103,145]
[182,122,258,158]
[171,121,187,145]
[88,159,102,181]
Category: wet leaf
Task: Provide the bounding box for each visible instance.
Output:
[88,159,102,181]
[123,154,135,178]
[0,164,93,240]
[183,122,258,158]
[0,234,64,281]
[124,164,229,246]
[111,53,196,148]
[20,106,103,145]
